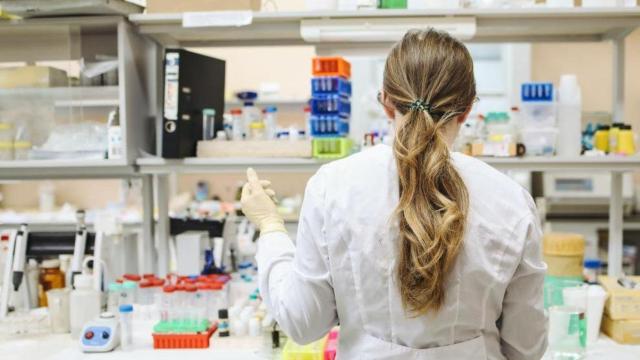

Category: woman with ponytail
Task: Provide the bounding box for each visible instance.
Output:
[242,29,547,359]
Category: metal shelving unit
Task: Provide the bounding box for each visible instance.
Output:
[130,8,640,46]
[130,7,640,278]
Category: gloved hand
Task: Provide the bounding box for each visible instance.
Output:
[241,168,287,235]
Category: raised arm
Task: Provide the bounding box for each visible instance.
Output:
[242,168,338,344]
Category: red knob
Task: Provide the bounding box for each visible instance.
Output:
[84,331,94,340]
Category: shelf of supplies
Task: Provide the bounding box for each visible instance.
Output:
[0,159,137,179]
[137,155,640,175]
[129,7,640,47]
[225,98,309,109]
[137,157,327,174]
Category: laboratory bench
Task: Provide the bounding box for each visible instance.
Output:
[1,330,639,360]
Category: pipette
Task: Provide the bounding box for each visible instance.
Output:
[71,210,87,288]
[11,224,29,291]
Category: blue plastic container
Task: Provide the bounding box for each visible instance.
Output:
[311,77,351,98]
[310,115,349,137]
[310,94,351,116]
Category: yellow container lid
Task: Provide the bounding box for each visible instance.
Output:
[250,121,265,129]
[544,232,585,256]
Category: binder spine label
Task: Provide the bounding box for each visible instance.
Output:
[164,52,180,121]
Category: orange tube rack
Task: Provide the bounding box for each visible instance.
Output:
[312,57,351,79]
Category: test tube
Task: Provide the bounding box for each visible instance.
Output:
[161,285,175,327]
[119,304,133,351]
[121,281,137,305]
[185,284,198,330]
[107,282,122,314]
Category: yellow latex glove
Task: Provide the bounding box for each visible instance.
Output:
[241,168,286,235]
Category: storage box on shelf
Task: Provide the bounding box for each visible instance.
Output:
[310,57,352,159]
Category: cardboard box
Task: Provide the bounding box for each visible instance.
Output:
[197,140,312,158]
[602,315,640,345]
[146,0,261,13]
[599,276,640,320]
[0,66,68,88]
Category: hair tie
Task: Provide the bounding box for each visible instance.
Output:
[408,99,431,113]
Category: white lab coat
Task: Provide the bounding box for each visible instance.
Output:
[256,144,547,360]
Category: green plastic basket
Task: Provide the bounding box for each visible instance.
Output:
[312,138,352,159]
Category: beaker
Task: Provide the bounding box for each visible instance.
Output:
[46,288,71,333]
[545,279,588,360]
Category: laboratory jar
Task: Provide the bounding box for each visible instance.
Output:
[202,108,216,141]
[46,288,70,333]
[230,108,243,140]
[39,259,65,307]
[121,281,137,305]
[545,280,587,359]
[544,233,585,278]
[107,282,122,314]
[249,121,266,140]
[138,280,153,305]
[618,125,636,155]
[13,141,31,160]
[593,125,610,153]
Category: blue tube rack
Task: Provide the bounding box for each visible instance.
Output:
[310,94,351,117]
[309,115,349,137]
[311,77,351,98]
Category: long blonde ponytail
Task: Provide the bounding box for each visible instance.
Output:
[383,29,476,315]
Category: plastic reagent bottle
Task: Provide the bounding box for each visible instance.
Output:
[557,74,582,157]
[263,106,278,140]
[69,274,101,339]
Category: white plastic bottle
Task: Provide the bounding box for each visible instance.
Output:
[557,74,582,157]
[69,274,101,339]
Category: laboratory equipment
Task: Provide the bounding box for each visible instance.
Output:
[71,210,88,288]
[202,108,216,141]
[312,138,352,159]
[249,121,266,140]
[162,49,226,158]
[121,281,137,305]
[520,82,556,127]
[282,336,328,360]
[107,282,122,313]
[543,233,585,282]
[583,259,601,284]
[46,288,71,333]
[119,304,133,351]
[521,128,558,156]
[311,77,351,98]
[618,124,636,155]
[107,108,122,159]
[11,224,29,293]
[175,231,210,276]
[545,280,587,359]
[263,106,278,140]
[80,312,120,353]
[593,125,610,152]
[222,113,233,140]
[70,273,102,338]
[218,309,230,337]
[38,259,65,307]
[586,285,607,346]
[557,74,582,157]
[312,57,351,78]
[230,108,243,140]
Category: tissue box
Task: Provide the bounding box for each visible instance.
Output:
[599,276,640,320]
[602,315,640,344]
[146,0,261,13]
[0,66,68,88]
